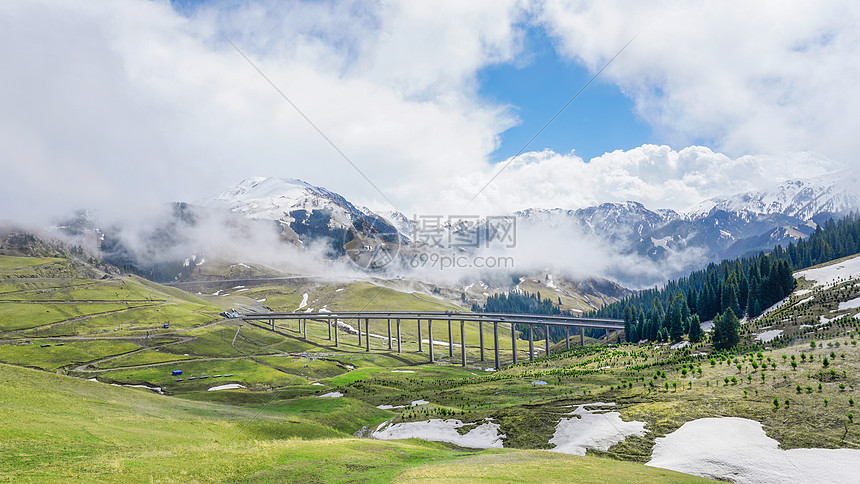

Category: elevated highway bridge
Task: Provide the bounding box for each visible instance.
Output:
[241,311,624,369]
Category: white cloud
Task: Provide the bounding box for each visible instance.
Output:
[538,0,860,163]
[432,145,842,214]
[1,0,856,230]
[0,0,526,224]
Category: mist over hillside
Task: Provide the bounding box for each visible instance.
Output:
[36,171,860,290]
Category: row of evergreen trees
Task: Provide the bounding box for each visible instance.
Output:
[472,291,600,341]
[596,213,860,346]
[472,290,561,316]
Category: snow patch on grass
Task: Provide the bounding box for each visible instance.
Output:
[297,293,309,310]
[208,383,245,391]
[838,297,860,311]
[373,418,504,448]
[548,404,646,456]
[795,255,860,289]
[647,417,860,483]
[755,329,783,342]
[670,341,690,350]
[317,391,343,398]
[376,404,405,410]
[793,296,813,306]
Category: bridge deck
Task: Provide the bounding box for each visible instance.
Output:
[241,311,624,369]
[242,311,624,330]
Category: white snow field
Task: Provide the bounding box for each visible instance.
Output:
[795,254,860,288]
[647,417,860,483]
[297,293,309,310]
[317,391,343,398]
[207,383,246,391]
[754,329,783,342]
[372,418,504,448]
[837,296,860,311]
[548,404,646,456]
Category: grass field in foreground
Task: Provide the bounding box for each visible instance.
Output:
[0,363,715,483]
[393,450,712,483]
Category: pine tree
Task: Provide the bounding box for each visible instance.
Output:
[712,308,740,350]
[688,314,704,343]
[667,297,684,341]
[623,304,635,343]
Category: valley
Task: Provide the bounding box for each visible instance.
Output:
[3,242,860,482]
[6,3,860,481]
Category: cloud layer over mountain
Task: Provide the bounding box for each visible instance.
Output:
[1,1,857,224]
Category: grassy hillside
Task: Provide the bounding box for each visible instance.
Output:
[0,363,710,483]
[8,251,860,481]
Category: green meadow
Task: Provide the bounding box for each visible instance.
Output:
[4,253,860,481]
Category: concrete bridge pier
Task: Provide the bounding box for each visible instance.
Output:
[303,319,307,339]
[417,319,423,352]
[479,321,485,362]
[544,325,550,356]
[448,320,453,358]
[580,327,585,346]
[365,318,371,352]
[565,327,570,350]
[511,323,518,364]
[270,319,274,331]
[396,319,402,353]
[428,319,434,363]
[605,328,611,341]
[334,319,339,347]
[328,319,332,340]
[493,322,500,370]
[387,319,392,350]
[357,319,362,346]
[460,320,466,367]
[528,324,534,361]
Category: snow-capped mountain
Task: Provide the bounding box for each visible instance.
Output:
[207,176,364,229]
[207,177,401,256]
[516,203,677,247]
[52,171,860,285]
[687,171,860,221]
[509,173,860,278]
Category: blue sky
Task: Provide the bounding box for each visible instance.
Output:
[2,0,855,221]
[478,25,653,163]
[172,0,655,164]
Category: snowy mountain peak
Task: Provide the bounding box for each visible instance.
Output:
[216,177,318,204]
[687,171,860,220]
[208,176,361,225]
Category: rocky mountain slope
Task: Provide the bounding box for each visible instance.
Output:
[48,171,860,286]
